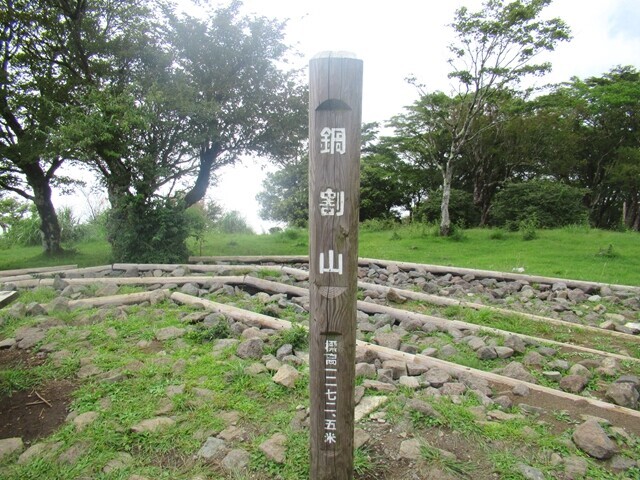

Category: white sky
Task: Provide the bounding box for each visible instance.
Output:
[59,0,640,232]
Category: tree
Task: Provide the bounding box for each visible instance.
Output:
[257,156,309,227]
[0,0,81,254]
[549,66,640,229]
[53,1,307,261]
[407,0,570,235]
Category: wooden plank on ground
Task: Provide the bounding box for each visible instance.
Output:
[0,291,19,309]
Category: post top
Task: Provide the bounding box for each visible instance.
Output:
[312,51,359,60]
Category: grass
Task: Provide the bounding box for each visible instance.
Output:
[1,225,638,285]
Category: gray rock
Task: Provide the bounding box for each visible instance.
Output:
[272,364,299,388]
[423,368,451,388]
[382,359,407,379]
[438,344,458,358]
[605,382,639,409]
[221,448,251,471]
[559,375,589,394]
[16,327,46,349]
[572,420,618,459]
[0,337,16,349]
[609,454,637,473]
[17,441,62,464]
[46,296,70,313]
[537,346,557,357]
[355,362,377,378]
[517,463,544,480]
[386,288,407,303]
[96,283,119,297]
[155,326,185,341]
[476,346,497,360]
[466,336,486,351]
[0,437,24,461]
[374,332,401,350]
[130,417,175,433]
[259,433,287,463]
[58,441,90,465]
[548,359,570,371]
[493,395,513,409]
[197,437,226,460]
[563,455,588,479]
[398,438,421,460]
[522,351,546,367]
[236,338,264,359]
[494,346,515,359]
[73,411,99,432]
[398,376,420,389]
[504,335,527,354]
[542,371,562,382]
[568,363,591,378]
[180,283,200,296]
[25,302,47,316]
[500,362,537,384]
[102,452,133,473]
[406,398,441,419]
[440,382,466,396]
[354,428,371,449]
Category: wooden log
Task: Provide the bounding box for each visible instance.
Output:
[169,292,640,434]
[170,292,292,331]
[9,275,247,289]
[358,281,640,343]
[0,265,77,277]
[66,290,171,309]
[113,263,309,280]
[0,291,19,309]
[359,257,640,293]
[60,265,114,276]
[189,255,309,264]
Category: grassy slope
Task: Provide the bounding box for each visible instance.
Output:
[0,226,638,285]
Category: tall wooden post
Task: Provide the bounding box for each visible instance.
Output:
[308,52,363,479]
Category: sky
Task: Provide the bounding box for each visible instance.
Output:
[58,0,640,232]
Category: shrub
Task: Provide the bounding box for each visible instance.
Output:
[490,180,587,229]
[215,210,254,234]
[107,196,191,263]
[360,217,398,232]
[415,189,480,228]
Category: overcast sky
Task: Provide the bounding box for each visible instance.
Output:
[60,0,640,231]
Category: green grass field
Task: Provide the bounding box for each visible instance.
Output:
[0,225,638,285]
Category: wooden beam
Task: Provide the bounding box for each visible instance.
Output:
[0,265,77,277]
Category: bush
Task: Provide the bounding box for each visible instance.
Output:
[415,189,480,228]
[490,180,587,229]
[215,211,254,234]
[360,217,398,232]
[107,196,191,263]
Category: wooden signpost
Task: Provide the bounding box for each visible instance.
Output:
[308,52,363,479]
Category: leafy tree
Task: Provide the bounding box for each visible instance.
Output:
[257,156,309,227]
[404,0,570,236]
[490,179,587,229]
[549,66,640,229]
[51,1,306,261]
[0,0,83,254]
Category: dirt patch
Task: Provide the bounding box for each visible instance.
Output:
[0,379,76,443]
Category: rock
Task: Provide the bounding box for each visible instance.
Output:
[381,359,407,379]
[130,417,175,433]
[564,455,588,479]
[406,362,429,376]
[572,420,618,459]
[548,359,570,371]
[102,452,133,473]
[609,454,637,473]
[197,437,226,460]
[568,363,591,378]
[476,346,497,360]
[522,351,546,367]
[259,433,287,463]
[73,411,99,432]
[624,322,640,333]
[362,379,396,392]
[440,382,466,396]
[25,302,47,316]
[493,395,513,410]
[275,343,293,360]
[386,288,407,304]
[559,375,589,393]
[354,428,371,449]
[494,346,515,359]
[155,326,185,341]
[374,332,401,350]
[355,362,377,378]
[504,335,527,354]
[517,463,545,480]
[272,364,299,388]
[16,327,46,349]
[398,438,420,460]
[605,382,639,409]
[236,338,264,359]
[58,441,90,465]
[439,344,458,358]
[406,399,441,419]
[0,437,24,461]
[542,371,562,382]
[500,362,537,384]
[221,448,251,471]
[17,441,62,464]
[0,337,16,349]
[398,376,420,389]
[488,410,523,421]
[354,396,388,421]
[46,296,70,313]
[423,368,451,388]
[96,283,119,297]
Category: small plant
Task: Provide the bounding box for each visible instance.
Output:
[489,228,507,240]
[186,322,231,343]
[268,325,308,354]
[390,230,402,241]
[596,244,617,258]
[519,216,538,241]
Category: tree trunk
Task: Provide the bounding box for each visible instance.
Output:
[32,178,63,256]
[439,160,453,236]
